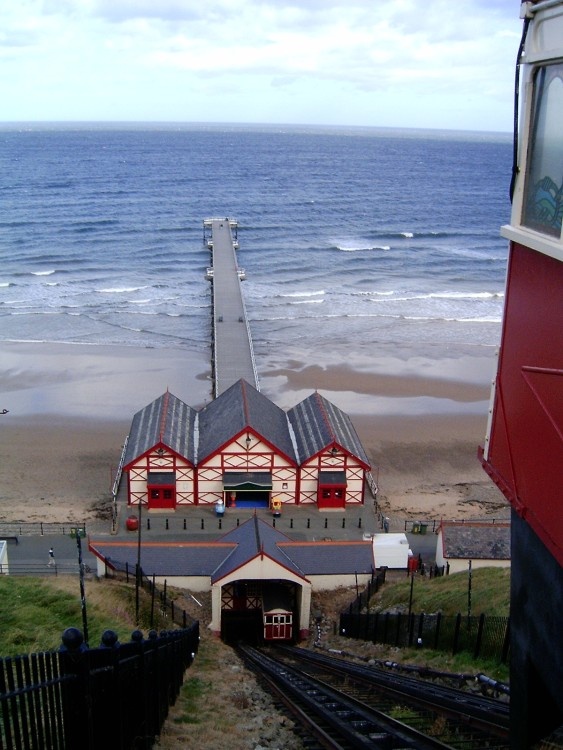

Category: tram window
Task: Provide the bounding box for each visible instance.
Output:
[522,63,563,237]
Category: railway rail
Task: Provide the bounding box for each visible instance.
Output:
[237,644,510,749]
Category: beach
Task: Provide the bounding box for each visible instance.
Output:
[0,341,509,526]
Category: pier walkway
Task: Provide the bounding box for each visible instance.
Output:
[204,218,259,396]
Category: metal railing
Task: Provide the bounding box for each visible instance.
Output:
[0,623,200,750]
[339,609,510,663]
[0,522,88,539]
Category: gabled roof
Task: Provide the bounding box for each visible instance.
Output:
[123,391,197,468]
[88,518,375,582]
[439,521,511,560]
[287,391,370,466]
[211,516,306,583]
[197,379,297,463]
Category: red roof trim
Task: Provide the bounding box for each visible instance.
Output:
[241,380,251,423]
[212,550,310,584]
[314,391,336,443]
[122,443,195,472]
[159,389,170,443]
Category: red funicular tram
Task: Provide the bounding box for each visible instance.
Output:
[479,2,563,747]
[262,584,294,642]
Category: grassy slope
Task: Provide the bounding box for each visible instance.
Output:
[0,569,511,748]
[0,575,171,655]
[372,567,510,617]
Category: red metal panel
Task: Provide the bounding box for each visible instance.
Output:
[481,242,563,566]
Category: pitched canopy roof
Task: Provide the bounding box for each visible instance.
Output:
[287,391,370,467]
[197,379,297,464]
[123,390,197,468]
[88,516,375,582]
[123,378,371,470]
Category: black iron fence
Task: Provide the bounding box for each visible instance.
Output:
[102,562,200,630]
[0,622,200,750]
[339,609,510,663]
[0,522,87,541]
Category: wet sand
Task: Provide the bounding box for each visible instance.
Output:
[0,341,509,525]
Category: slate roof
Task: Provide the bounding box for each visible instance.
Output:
[280,541,375,575]
[88,541,236,577]
[197,379,297,464]
[89,517,375,581]
[211,517,306,582]
[287,391,370,466]
[123,379,371,473]
[123,391,197,468]
[440,522,511,560]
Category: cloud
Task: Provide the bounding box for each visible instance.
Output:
[0,0,523,130]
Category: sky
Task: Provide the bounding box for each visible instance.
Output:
[0,0,524,132]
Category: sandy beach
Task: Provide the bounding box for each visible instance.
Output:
[0,341,509,526]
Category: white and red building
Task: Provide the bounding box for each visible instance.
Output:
[121,378,371,512]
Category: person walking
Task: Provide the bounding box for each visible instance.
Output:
[48,547,55,567]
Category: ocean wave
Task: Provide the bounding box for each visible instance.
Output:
[31,270,56,276]
[279,290,325,298]
[428,291,504,299]
[95,286,149,293]
[353,290,394,297]
[369,291,504,302]
[335,244,391,252]
[0,282,13,288]
[403,315,502,323]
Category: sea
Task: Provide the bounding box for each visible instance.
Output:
[0,123,512,415]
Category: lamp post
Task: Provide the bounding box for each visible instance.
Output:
[467,560,472,628]
[135,498,142,625]
[76,533,89,645]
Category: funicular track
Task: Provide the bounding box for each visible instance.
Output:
[237,644,510,749]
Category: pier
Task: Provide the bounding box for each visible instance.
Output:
[204,218,259,397]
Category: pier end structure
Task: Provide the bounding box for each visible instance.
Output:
[204,218,259,397]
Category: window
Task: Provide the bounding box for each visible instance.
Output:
[522,63,563,237]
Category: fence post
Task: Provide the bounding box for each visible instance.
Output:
[408,613,415,647]
[395,613,402,647]
[58,628,93,750]
[474,613,486,659]
[452,613,462,655]
[501,617,511,664]
[417,613,425,648]
[434,612,442,650]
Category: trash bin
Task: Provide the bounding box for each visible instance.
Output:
[412,521,421,534]
[419,523,428,535]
